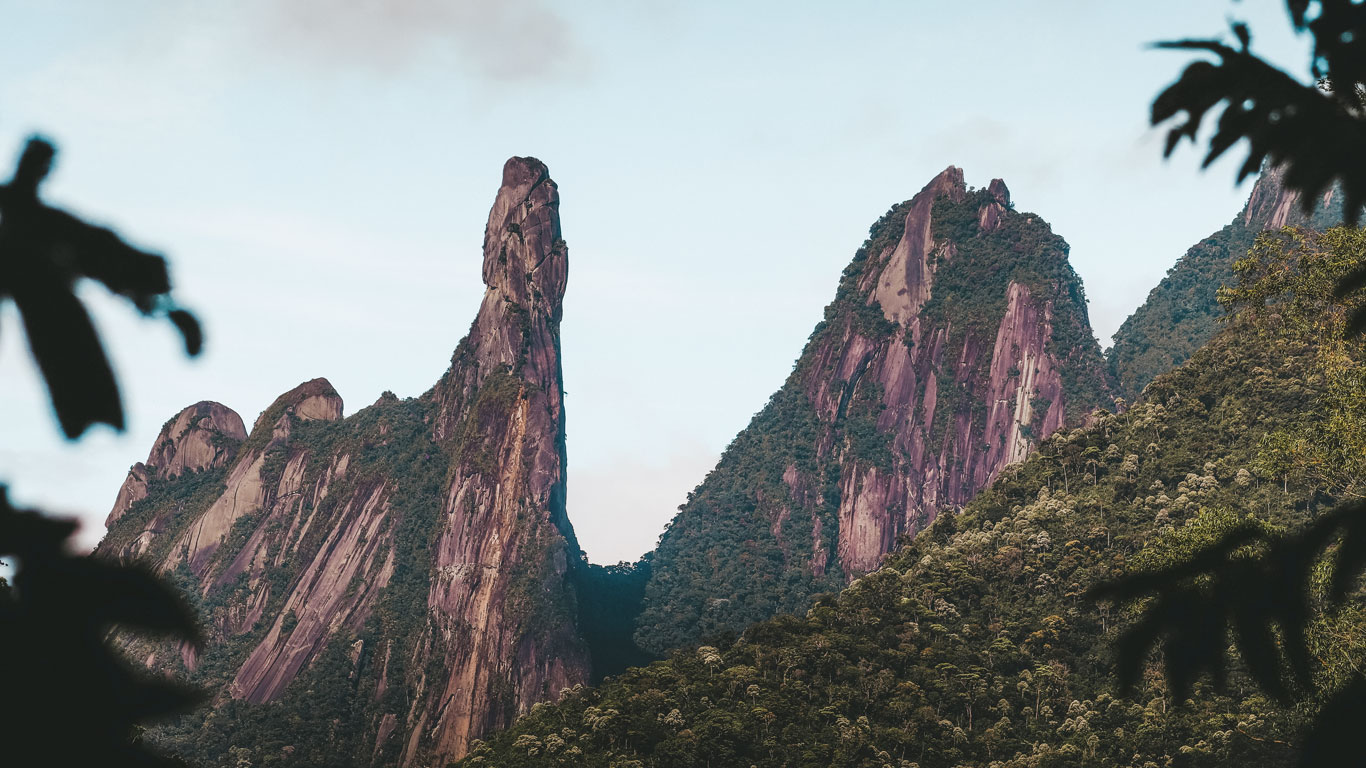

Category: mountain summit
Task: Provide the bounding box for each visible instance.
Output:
[99,157,586,765]
[634,167,1113,654]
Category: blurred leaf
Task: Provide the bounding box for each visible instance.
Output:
[1301,676,1366,767]
[0,136,201,438]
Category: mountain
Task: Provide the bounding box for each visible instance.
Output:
[633,168,1114,656]
[1107,164,1344,400]
[98,157,588,765]
[464,242,1352,768]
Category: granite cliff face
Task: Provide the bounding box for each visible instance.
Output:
[97,157,587,766]
[634,167,1113,654]
[1108,164,1345,399]
[401,156,580,762]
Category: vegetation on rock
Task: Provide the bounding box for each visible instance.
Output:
[634,173,1112,658]
[464,228,1364,767]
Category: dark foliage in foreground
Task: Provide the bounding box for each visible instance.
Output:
[1110,2,1366,761]
[0,492,203,766]
[1151,0,1366,335]
[1153,1,1366,225]
[0,135,205,765]
[1094,227,1366,768]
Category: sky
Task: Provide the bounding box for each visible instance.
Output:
[0,1,1316,563]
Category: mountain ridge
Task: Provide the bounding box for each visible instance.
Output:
[465,242,1348,767]
[98,156,588,765]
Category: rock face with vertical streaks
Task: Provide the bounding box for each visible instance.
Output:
[634,167,1113,654]
[97,157,587,767]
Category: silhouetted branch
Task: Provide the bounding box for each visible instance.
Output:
[0,136,201,438]
[0,133,206,765]
[0,488,203,766]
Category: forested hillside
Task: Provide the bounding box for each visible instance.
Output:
[1108,164,1344,399]
[465,227,1366,768]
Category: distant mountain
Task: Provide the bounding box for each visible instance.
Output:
[634,168,1114,656]
[1108,164,1344,400]
[465,236,1346,768]
[99,158,589,765]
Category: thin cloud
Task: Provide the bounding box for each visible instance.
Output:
[258,0,588,82]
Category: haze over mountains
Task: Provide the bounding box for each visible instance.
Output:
[98,156,1333,766]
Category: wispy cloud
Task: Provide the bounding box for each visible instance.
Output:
[255,0,588,82]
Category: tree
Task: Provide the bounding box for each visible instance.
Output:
[1096,5,1366,762]
[0,136,205,766]
[1150,0,1366,332]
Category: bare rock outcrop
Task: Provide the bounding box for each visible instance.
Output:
[405,156,583,761]
[978,178,1010,232]
[105,401,246,527]
[1240,162,1341,230]
[105,463,149,527]
[148,401,247,479]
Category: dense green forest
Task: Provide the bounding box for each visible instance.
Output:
[462,227,1366,767]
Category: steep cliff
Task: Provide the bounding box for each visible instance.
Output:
[97,157,589,766]
[1108,164,1344,399]
[633,167,1113,655]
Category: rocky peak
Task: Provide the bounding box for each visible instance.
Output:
[98,156,588,765]
[105,464,150,528]
[106,401,247,527]
[252,377,343,431]
[148,401,246,480]
[406,156,582,759]
[466,157,567,379]
[1240,163,1335,230]
[987,178,1010,206]
[926,164,968,200]
[978,178,1010,232]
[481,156,567,318]
[433,157,569,442]
[635,165,1113,654]
[869,165,967,327]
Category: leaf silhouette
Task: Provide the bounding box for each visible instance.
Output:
[0,491,206,766]
[1301,675,1366,767]
[1152,31,1366,226]
[0,136,201,438]
[0,134,207,766]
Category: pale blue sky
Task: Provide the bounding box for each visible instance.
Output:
[0,1,1312,561]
